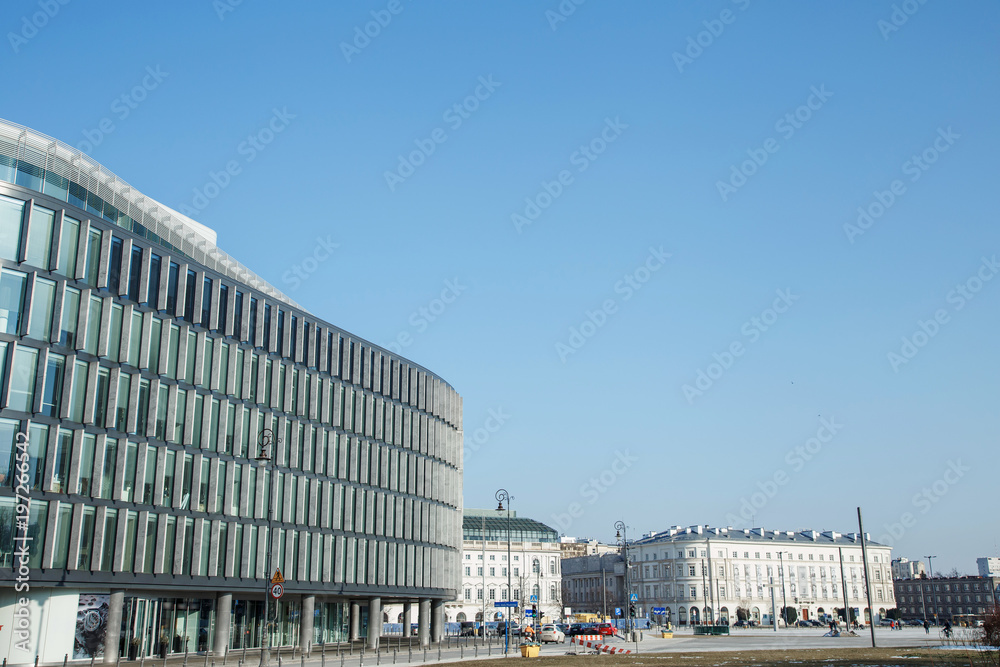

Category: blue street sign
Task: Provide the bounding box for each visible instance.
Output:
[524,609,534,617]
[494,601,519,608]
[615,607,622,616]
[652,607,666,614]
[529,595,538,603]
[629,593,638,602]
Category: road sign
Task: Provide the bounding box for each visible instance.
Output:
[652,607,666,614]
[270,568,285,585]
[524,609,534,617]
[270,583,284,599]
[614,607,622,616]
[529,595,537,603]
[494,601,518,608]
[629,593,638,602]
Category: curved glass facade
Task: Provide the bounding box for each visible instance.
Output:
[0,119,463,661]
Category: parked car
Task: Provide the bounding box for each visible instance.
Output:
[733,619,756,628]
[594,623,616,636]
[879,619,895,627]
[459,622,481,636]
[539,624,565,643]
[565,623,594,636]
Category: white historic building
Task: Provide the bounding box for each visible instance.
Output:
[628,526,895,626]
[441,510,563,627]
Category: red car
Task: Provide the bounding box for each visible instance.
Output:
[595,623,616,636]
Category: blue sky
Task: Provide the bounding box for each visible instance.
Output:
[5,0,998,573]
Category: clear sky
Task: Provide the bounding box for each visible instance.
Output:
[5,1,998,574]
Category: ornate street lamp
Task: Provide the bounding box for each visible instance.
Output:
[257,429,278,667]
[496,489,512,654]
[615,521,631,639]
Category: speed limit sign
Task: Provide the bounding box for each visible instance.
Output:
[270,583,283,599]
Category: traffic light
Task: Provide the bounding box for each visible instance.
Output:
[629,603,636,617]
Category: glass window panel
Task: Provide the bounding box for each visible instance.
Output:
[0,195,26,262]
[191,394,203,447]
[218,343,230,394]
[147,253,161,308]
[107,304,123,361]
[98,508,117,571]
[162,449,175,508]
[181,454,193,510]
[26,423,48,491]
[166,262,179,313]
[0,418,17,489]
[77,506,95,569]
[162,515,176,573]
[127,311,142,367]
[8,346,39,412]
[108,237,123,293]
[148,317,162,373]
[201,338,213,388]
[26,499,48,569]
[42,170,69,201]
[94,368,111,427]
[184,270,196,322]
[166,324,179,379]
[142,445,156,504]
[68,182,86,210]
[59,286,80,348]
[0,269,28,335]
[218,284,228,334]
[208,399,220,451]
[231,464,242,515]
[234,347,244,400]
[122,442,137,502]
[25,205,55,268]
[51,502,73,569]
[26,277,56,341]
[127,245,142,301]
[233,290,243,339]
[173,389,187,444]
[115,373,130,432]
[155,385,168,439]
[198,458,209,512]
[185,331,197,382]
[215,461,226,513]
[40,352,65,417]
[77,433,96,495]
[98,437,117,499]
[199,520,211,576]
[142,514,157,573]
[57,216,80,278]
[202,277,212,326]
[84,228,102,288]
[84,296,102,355]
[51,428,72,493]
[135,379,150,435]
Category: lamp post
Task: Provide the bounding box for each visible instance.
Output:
[615,521,631,640]
[495,489,512,654]
[256,429,278,667]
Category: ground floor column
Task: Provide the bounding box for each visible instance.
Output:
[103,589,125,663]
[418,598,430,647]
[349,600,361,641]
[300,595,315,654]
[402,601,412,636]
[431,599,444,643]
[214,592,232,656]
[367,597,381,649]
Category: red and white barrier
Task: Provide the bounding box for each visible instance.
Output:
[570,636,632,654]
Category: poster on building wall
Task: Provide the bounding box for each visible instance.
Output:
[73,594,109,659]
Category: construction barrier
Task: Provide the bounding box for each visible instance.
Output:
[570,636,632,655]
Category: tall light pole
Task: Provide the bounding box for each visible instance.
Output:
[780,552,789,627]
[925,556,936,578]
[256,429,278,667]
[615,521,631,639]
[924,555,937,624]
[496,489,512,654]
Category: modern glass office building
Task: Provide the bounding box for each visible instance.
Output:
[0,119,463,662]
